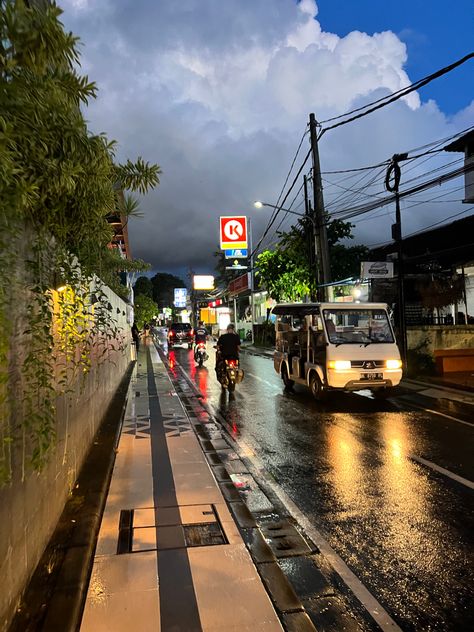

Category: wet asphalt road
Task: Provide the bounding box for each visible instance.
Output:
[163,338,474,632]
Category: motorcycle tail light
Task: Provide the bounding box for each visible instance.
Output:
[227,360,237,367]
[190,329,194,336]
[169,331,174,337]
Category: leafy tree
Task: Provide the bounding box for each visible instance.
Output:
[255,216,368,301]
[0,0,161,290]
[256,249,310,302]
[151,272,186,308]
[134,294,159,329]
[0,0,161,480]
[134,276,153,298]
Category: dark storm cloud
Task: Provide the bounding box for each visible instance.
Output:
[60,0,473,276]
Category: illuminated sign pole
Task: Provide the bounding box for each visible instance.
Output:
[220,216,253,343]
[249,218,254,344]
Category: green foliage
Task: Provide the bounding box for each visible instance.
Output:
[151,272,187,308]
[255,249,310,302]
[0,1,160,484]
[330,243,369,280]
[256,216,368,301]
[134,276,153,299]
[134,294,159,329]
[0,0,161,280]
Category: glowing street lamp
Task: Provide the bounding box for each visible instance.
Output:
[253,200,315,222]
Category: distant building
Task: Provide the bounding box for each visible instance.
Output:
[444,130,474,204]
[370,214,474,324]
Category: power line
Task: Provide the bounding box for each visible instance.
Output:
[259,128,309,237]
[319,52,474,136]
[367,209,474,248]
[251,148,312,258]
[327,162,474,223]
[321,161,389,175]
[354,185,465,226]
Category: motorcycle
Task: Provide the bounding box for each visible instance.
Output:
[216,355,244,392]
[194,341,208,367]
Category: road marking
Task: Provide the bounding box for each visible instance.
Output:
[410,455,474,490]
[261,474,403,631]
[405,401,474,428]
[245,372,280,390]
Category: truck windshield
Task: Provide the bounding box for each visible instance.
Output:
[322,308,394,344]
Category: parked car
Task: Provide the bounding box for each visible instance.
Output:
[167,323,194,348]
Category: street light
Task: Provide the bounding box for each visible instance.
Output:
[253,200,314,222]
[254,199,319,302]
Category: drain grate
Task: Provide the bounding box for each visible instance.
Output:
[183,522,226,547]
[118,505,228,552]
[117,509,133,554]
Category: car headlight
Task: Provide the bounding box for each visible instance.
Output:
[328,360,351,371]
[386,359,402,369]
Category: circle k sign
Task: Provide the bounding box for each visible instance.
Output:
[220,216,248,250]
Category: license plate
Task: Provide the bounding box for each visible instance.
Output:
[360,372,383,380]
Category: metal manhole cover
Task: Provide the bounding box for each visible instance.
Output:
[183,522,226,547]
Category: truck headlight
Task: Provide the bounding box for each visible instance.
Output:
[328,360,351,371]
[386,359,402,369]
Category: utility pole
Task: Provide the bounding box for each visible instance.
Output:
[304,175,317,301]
[248,218,255,344]
[385,153,408,367]
[309,113,331,301]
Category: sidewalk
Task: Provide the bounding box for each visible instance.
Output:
[80,339,284,632]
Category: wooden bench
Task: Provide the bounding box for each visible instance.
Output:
[434,348,474,374]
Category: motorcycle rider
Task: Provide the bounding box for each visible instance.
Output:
[215,323,241,374]
[194,320,208,361]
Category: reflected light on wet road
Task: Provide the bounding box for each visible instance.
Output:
[326,415,367,512]
[167,349,176,372]
[378,418,444,582]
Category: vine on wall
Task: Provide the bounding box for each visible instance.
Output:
[0,1,160,484]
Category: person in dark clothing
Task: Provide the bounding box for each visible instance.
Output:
[194,320,208,343]
[216,323,241,370]
[131,322,140,350]
[194,320,208,360]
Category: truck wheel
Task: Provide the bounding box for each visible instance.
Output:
[309,372,325,401]
[282,364,294,389]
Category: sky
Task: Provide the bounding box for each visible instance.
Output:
[59,0,474,282]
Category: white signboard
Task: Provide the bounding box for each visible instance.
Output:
[361,261,394,279]
[193,275,215,290]
[174,287,187,307]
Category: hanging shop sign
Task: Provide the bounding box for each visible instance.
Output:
[361,261,394,279]
[174,287,187,307]
[220,216,248,250]
[224,248,248,259]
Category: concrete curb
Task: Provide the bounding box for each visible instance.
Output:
[402,377,474,396]
[10,364,134,632]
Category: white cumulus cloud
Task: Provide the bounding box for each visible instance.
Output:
[57,0,472,276]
